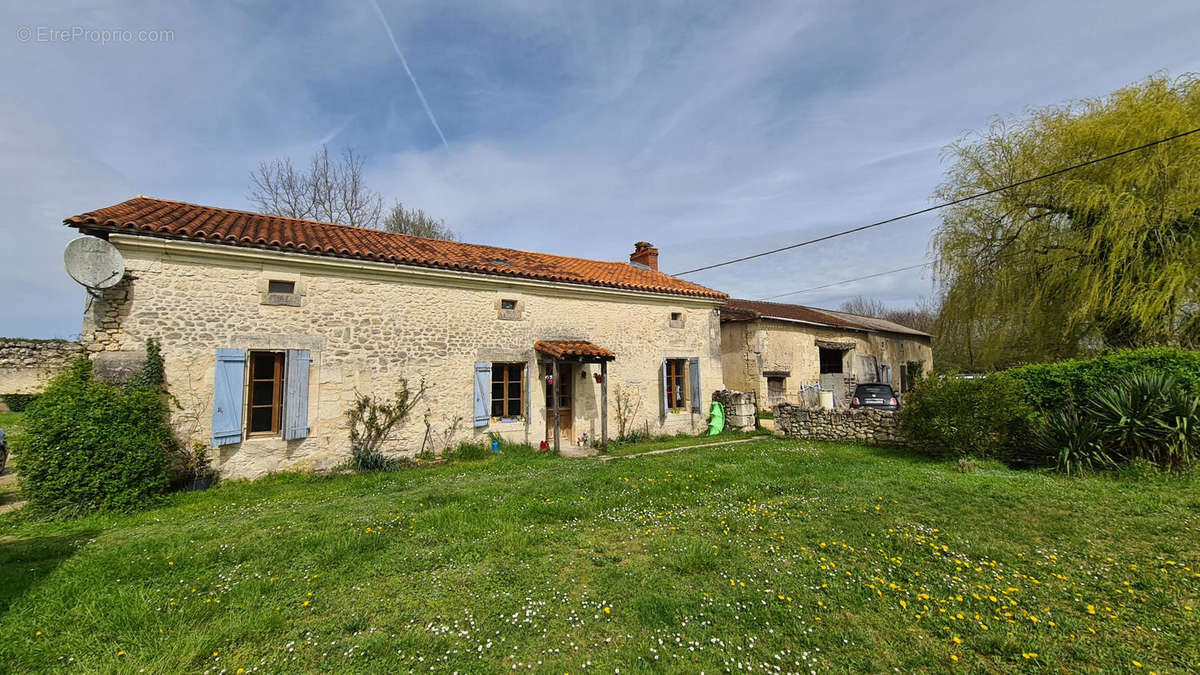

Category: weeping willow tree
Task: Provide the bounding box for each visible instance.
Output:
[932,73,1200,370]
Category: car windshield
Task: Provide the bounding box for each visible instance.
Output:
[856,385,893,398]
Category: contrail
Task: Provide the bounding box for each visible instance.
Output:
[367,0,449,149]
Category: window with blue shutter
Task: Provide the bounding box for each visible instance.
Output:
[473,362,491,427]
[211,349,246,446]
[688,357,702,414]
[663,358,687,412]
[283,349,311,440]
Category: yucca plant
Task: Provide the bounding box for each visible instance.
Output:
[1032,409,1112,475]
[1156,386,1200,471]
[1086,372,1199,472]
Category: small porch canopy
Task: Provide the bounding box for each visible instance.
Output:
[534,340,615,454]
[534,340,615,363]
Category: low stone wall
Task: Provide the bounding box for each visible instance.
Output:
[713,390,757,431]
[774,403,905,446]
[0,338,82,399]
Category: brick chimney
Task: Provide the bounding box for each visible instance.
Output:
[630,241,659,271]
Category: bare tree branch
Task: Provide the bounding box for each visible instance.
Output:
[248,145,384,228]
[382,201,457,240]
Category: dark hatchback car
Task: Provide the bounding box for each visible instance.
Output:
[849,383,899,410]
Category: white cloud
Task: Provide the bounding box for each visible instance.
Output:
[1,0,1198,336]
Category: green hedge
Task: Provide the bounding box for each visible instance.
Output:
[898,375,1038,462]
[996,347,1200,411]
[20,349,174,516]
[2,393,40,412]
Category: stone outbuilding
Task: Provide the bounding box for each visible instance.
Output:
[65,197,727,478]
[720,299,932,409]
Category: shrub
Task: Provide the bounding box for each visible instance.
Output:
[175,440,215,484]
[999,347,1200,411]
[1085,372,1198,472]
[346,380,425,471]
[349,445,400,471]
[19,355,174,515]
[2,393,39,412]
[1032,408,1112,475]
[898,375,1037,461]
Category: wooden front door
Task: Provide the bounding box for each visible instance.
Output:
[545,363,573,444]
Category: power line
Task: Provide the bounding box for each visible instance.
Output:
[758,262,933,301]
[674,126,1200,276]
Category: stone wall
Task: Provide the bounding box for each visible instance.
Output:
[712,390,756,431]
[0,338,82,398]
[774,403,906,447]
[81,234,726,479]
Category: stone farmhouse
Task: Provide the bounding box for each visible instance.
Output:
[65,197,727,479]
[720,299,932,409]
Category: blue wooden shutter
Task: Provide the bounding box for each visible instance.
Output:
[522,363,530,421]
[660,358,669,415]
[473,362,491,427]
[211,349,246,446]
[283,349,311,441]
[689,357,702,414]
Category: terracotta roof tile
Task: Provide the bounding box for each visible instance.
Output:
[65,197,727,300]
[720,298,929,337]
[534,340,616,361]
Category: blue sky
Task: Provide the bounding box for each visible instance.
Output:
[2,1,1198,338]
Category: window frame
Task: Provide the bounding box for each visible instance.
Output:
[490,362,525,419]
[247,351,285,437]
[665,358,687,410]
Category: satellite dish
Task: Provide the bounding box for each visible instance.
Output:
[64,236,125,290]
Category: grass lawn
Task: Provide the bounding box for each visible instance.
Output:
[0,412,23,509]
[1,438,1198,673]
[600,429,764,457]
[0,410,25,439]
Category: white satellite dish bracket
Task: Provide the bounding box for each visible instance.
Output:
[64,236,127,297]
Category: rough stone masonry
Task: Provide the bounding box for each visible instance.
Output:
[0,338,82,398]
[773,402,906,447]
